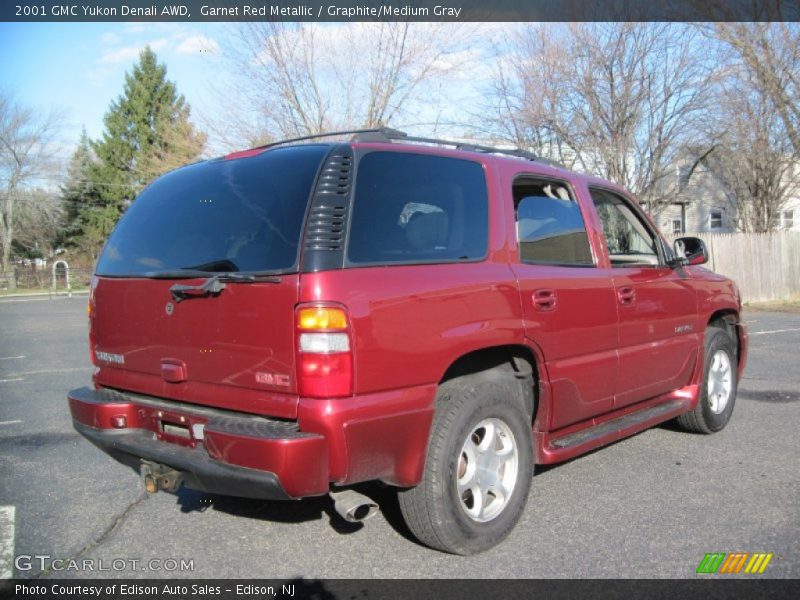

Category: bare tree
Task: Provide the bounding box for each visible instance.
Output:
[697,24,800,232]
[356,23,459,129]
[714,23,800,154]
[703,104,798,233]
[12,189,64,258]
[213,22,476,146]
[485,27,585,169]
[488,23,713,214]
[234,23,328,139]
[0,94,61,289]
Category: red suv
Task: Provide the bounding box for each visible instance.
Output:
[68,129,747,555]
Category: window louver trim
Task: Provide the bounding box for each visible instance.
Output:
[303,149,353,253]
[315,153,353,196]
[304,204,347,250]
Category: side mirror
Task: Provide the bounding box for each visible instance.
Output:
[672,236,709,267]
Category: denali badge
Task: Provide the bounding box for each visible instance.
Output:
[675,324,694,334]
[95,351,125,365]
[165,302,174,315]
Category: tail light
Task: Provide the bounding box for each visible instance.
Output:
[88,276,98,366]
[296,305,352,398]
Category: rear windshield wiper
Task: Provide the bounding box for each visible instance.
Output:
[168,272,282,303]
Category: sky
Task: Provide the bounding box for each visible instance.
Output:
[0,21,229,162]
[0,21,496,176]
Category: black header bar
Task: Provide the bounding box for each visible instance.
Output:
[2,579,800,600]
[2,0,799,22]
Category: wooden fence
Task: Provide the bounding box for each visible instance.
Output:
[665,231,800,303]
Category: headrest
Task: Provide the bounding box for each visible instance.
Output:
[406,211,449,251]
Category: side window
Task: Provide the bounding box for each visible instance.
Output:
[589,188,660,267]
[513,180,593,266]
[347,152,488,265]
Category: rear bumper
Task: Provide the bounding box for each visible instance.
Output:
[74,422,293,500]
[68,387,328,499]
[70,381,437,497]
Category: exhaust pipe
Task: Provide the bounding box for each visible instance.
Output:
[329,489,379,523]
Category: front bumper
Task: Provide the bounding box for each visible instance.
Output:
[68,387,328,499]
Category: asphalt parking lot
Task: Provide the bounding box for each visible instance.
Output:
[0,295,798,579]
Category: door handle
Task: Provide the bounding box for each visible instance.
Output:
[533,289,557,311]
[617,287,636,305]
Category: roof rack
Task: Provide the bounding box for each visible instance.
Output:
[351,128,564,166]
[244,127,562,167]
[243,128,388,152]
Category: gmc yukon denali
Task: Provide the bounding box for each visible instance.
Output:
[68,129,747,555]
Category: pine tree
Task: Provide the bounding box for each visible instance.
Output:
[83,47,205,256]
[60,127,97,244]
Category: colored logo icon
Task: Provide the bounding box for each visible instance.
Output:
[697,552,773,574]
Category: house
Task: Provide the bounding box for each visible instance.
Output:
[652,162,799,235]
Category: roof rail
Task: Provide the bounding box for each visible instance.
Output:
[353,127,562,167]
[240,127,562,167]
[252,128,391,151]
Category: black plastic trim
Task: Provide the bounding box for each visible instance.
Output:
[74,421,292,500]
[550,399,685,449]
[300,144,355,273]
[205,416,313,439]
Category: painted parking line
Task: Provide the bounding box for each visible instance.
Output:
[4,367,87,377]
[0,294,88,304]
[0,356,24,361]
[0,367,89,383]
[0,506,15,579]
[0,420,22,426]
[0,297,56,303]
[749,327,800,336]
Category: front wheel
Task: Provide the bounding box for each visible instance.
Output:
[398,377,533,555]
[676,326,738,434]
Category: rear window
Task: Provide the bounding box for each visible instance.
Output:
[96,145,328,276]
[347,152,488,265]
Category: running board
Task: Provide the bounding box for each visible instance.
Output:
[550,399,687,449]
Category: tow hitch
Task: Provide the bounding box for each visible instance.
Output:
[141,461,184,494]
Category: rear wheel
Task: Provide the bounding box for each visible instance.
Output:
[398,376,533,555]
[676,326,738,433]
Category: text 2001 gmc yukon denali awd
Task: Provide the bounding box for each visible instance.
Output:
[69,129,747,555]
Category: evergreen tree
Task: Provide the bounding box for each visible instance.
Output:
[83,47,205,256]
[60,127,97,243]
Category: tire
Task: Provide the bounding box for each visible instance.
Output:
[398,376,533,555]
[676,326,738,434]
